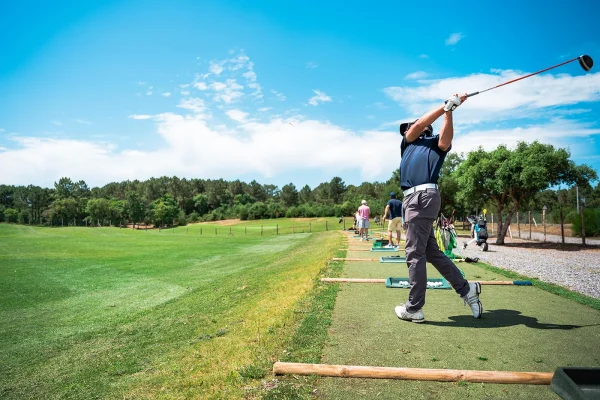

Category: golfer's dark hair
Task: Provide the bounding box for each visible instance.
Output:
[390,193,396,199]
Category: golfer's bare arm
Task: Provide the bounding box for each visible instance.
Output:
[438,111,453,151]
[404,106,445,143]
[383,205,390,219]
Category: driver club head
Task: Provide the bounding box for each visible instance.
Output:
[578,54,593,72]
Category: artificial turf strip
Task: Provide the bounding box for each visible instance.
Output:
[0,224,342,399]
[318,255,600,399]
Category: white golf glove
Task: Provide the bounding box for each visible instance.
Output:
[444,95,462,111]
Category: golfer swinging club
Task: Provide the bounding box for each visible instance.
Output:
[395,93,482,323]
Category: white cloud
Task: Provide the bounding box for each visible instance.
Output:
[258,107,272,112]
[211,79,244,104]
[384,70,600,125]
[308,90,332,106]
[0,115,400,186]
[51,120,63,126]
[210,82,227,91]
[75,119,92,125]
[0,146,7,151]
[162,92,171,97]
[306,61,318,69]
[129,114,153,120]
[445,32,465,45]
[181,90,190,96]
[177,98,207,114]
[243,70,257,82]
[451,119,600,155]
[209,61,224,75]
[146,90,153,96]
[138,81,146,85]
[194,82,208,90]
[404,71,428,80]
[180,84,190,88]
[418,54,429,59]
[226,109,249,123]
[271,90,286,101]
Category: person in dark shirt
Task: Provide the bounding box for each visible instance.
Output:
[394,93,483,323]
[382,192,403,248]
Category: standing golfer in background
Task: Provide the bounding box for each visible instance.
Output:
[395,93,482,323]
[357,200,370,241]
[382,192,403,248]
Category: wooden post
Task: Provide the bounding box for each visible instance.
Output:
[309,223,311,233]
[542,208,546,242]
[200,227,202,235]
[276,224,279,235]
[272,362,553,385]
[261,225,263,236]
[491,214,494,236]
[343,218,346,230]
[517,212,520,238]
[528,211,531,240]
[581,204,586,246]
[229,227,232,236]
[560,207,565,244]
[326,221,328,231]
[245,226,247,235]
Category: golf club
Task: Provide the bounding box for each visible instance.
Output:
[466,54,593,98]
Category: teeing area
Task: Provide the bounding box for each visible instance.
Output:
[1,221,599,399]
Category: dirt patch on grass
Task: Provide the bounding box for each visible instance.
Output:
[193,219,242,226]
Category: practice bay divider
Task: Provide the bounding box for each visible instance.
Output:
[320,278,533,286]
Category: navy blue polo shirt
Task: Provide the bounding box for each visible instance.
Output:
[400,134,450,190]
[387,198,402,219]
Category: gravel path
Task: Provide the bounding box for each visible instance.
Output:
[460,237,600,299]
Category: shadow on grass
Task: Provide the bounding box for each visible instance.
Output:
[426,309,597,330]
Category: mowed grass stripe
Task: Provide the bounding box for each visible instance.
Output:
[0,224,342,399]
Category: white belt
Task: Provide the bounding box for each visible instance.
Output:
[403,183,438,197]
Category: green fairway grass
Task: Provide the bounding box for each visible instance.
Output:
[317,242,600,399]
[190,216,387,237]
[0,223,342,399]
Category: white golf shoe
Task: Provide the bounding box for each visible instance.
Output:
[395,305,425,323]
[461,282,482,318]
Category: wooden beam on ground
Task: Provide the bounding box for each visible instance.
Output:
[321,278,386,283]
[273,362,553,385]
[321,278,531,286]
[332,258,379,262]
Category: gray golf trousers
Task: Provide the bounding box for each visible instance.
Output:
[403,189,470,312]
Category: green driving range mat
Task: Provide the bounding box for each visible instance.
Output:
[380,256,407,263]
[385,277,451,289]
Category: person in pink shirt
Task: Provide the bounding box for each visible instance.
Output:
[357,200,371,241]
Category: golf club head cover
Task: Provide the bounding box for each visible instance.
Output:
[444,95,461,111]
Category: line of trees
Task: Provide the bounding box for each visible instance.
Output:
[1,141,598,241]
[0,175,402,228]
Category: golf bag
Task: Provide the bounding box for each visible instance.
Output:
[435,214,459,258]
[463,215,489,252]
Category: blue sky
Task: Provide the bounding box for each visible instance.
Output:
[1,0,599,189]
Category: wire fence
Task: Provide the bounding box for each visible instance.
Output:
[458,208,597,244]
